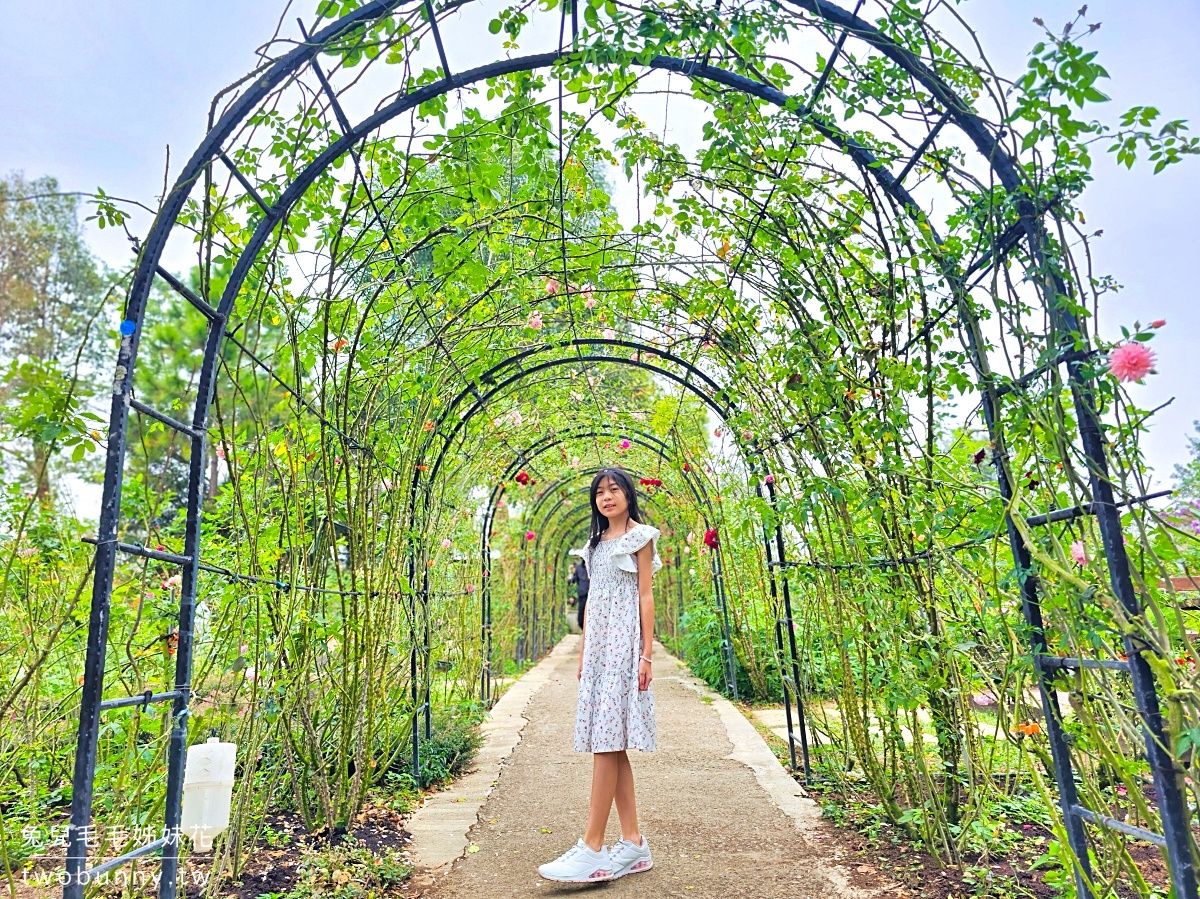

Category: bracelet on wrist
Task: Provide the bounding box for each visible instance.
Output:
[640,655,652,664]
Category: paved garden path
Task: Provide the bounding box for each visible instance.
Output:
[406,635,889,898]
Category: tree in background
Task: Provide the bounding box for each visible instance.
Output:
[0,172,108,504]
[1174,422,1200,501]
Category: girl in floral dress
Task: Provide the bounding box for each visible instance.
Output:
[538,467,659,883]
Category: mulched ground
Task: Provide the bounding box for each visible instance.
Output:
[825,802,1173,899]
[183,806,416,899]
[743,720,1177,899]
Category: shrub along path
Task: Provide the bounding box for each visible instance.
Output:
[406,635,890,898]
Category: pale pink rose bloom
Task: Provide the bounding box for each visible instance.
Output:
[544,277,559,295]
[602,328,615,340]
[1070,540,1089,567]
[441,538,452,549]
[527,311,543,330]
[1108,342,1155,382]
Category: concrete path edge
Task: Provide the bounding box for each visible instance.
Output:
[406,638,575,870]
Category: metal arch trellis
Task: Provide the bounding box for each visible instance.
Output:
[409,338,779,726]
[61,2,1195,898]
[417,336,739,487]
[410,345,754,754]
[520,474,683,664]
[453,364,778,700]
[480,436,737,701]
[486,467,678,682]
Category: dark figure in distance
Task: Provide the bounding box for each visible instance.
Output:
[568,559,590,629]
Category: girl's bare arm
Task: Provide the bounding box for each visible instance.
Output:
[635,541,655,688]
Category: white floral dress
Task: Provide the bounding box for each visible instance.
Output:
[572,523,661,753]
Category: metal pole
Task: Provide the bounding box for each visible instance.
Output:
[766,478,810,782]
[422,563,432,741]
[531,536,540,660]
[408,542,420,785]
[756,483,798,773]
[952,282,1094,898]
[711,546,738,699]
[157,430,208,899]
[1037,238,1198,896]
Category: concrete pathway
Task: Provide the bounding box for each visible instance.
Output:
[406,635,886,898]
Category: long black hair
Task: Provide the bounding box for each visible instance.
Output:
[587,467,642,549]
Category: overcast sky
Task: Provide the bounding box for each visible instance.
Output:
[2,1,1197,485]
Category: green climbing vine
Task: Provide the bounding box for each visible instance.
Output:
[3,1,1199,896]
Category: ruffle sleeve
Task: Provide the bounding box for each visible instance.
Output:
[611,523,663,575]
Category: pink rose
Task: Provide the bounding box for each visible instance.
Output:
[1070,540,1088,567]
[1107,342,1156,383]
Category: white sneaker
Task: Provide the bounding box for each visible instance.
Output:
[610,834,653,877]
[537,838,616,882]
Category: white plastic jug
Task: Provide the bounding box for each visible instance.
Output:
[180,737,237,852]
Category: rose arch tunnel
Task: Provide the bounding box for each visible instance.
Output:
[63,2,1198,898]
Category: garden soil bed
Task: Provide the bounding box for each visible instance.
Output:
[804,779,1173,899]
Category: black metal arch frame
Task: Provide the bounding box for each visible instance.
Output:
[529,484,693,642]
[513,468,680,660]
[484,466,676,681]
[417,337,737,492]
[64,1,1195,896]
[477,430,739,703]
[401,339,752,739]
